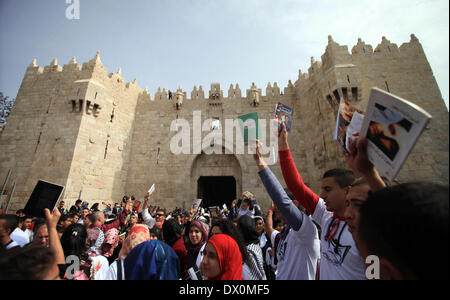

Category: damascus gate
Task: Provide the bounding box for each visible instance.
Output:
[0,35,448,212]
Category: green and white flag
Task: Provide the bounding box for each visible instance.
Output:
[238,112,260,146]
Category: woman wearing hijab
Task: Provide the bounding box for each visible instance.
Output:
[86,227,104,257]
[209,219,249,267]
[200,234,243,280]
[124,240,180,280]
[237,215,267,280]
[105,224,151,280]
[60,223,89,280]
[254,216,267,248]
[254,215,276,280]
[162,219,187,279]
[184,220,209,272]
[85,227,109,280]
[60,223,107,280]
[101,228,120,264]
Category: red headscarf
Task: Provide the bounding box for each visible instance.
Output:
[207,234,243,280]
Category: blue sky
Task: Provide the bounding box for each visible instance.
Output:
[0,0,448,109]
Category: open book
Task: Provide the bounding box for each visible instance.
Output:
[191,199,202,212]
[359,87,432,181]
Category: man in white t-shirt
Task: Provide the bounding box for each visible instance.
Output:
[10,216,33,247]
[278,122,366,280]
[265,200,320,280]
[253,141,320,280]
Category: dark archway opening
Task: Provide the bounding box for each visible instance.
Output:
[197,176,236,209]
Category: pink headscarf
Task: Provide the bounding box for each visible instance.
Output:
[186,220,209,253]
[102,228,119,258]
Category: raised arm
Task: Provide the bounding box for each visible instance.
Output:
[253,141,304,230]
[143,193,151,210]
[278,123,320,215]
[44,207,65,265]
[345,136,386,192]
[141,193,156,229]
[259,168,304,230]
[227,200,237,221]
[265,204,276,238]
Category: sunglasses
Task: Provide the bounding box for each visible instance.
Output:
[156,214,165,217]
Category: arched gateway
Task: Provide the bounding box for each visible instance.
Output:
[190,151,243,209]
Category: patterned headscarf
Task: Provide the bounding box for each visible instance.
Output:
[119,224,151,260]
[102,228,120,258]
[87,227,104,256]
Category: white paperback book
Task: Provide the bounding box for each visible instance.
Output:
[148,184,155,195]
[359,87,432,181]
[345,111,365,153]
[333,97,365,153]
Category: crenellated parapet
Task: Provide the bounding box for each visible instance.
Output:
[191,85,206,100]
[308,56,322,78]
[44,58,63,73]
[321,35,352,72]
[154,87,169,101]
[293,34,430,108]
[63,57,82,73]
[284,80,295,97]
[266,82,280,100]
[352,38,374,55]
[374,36,400,55]
[22,51,146,98]
[126,78,139,90]
[296,34,427,84]
[399,34,426,56]
[24,58,44,79]
[20,34,429,112]
[141,87,153,100]
[81,51,108,78]
[228,84,242,99]
[108,67,125,86]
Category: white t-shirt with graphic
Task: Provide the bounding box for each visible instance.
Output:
[271,214,320,280]
[312,198,366,280]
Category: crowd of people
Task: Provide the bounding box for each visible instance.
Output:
[0,123,448,280]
